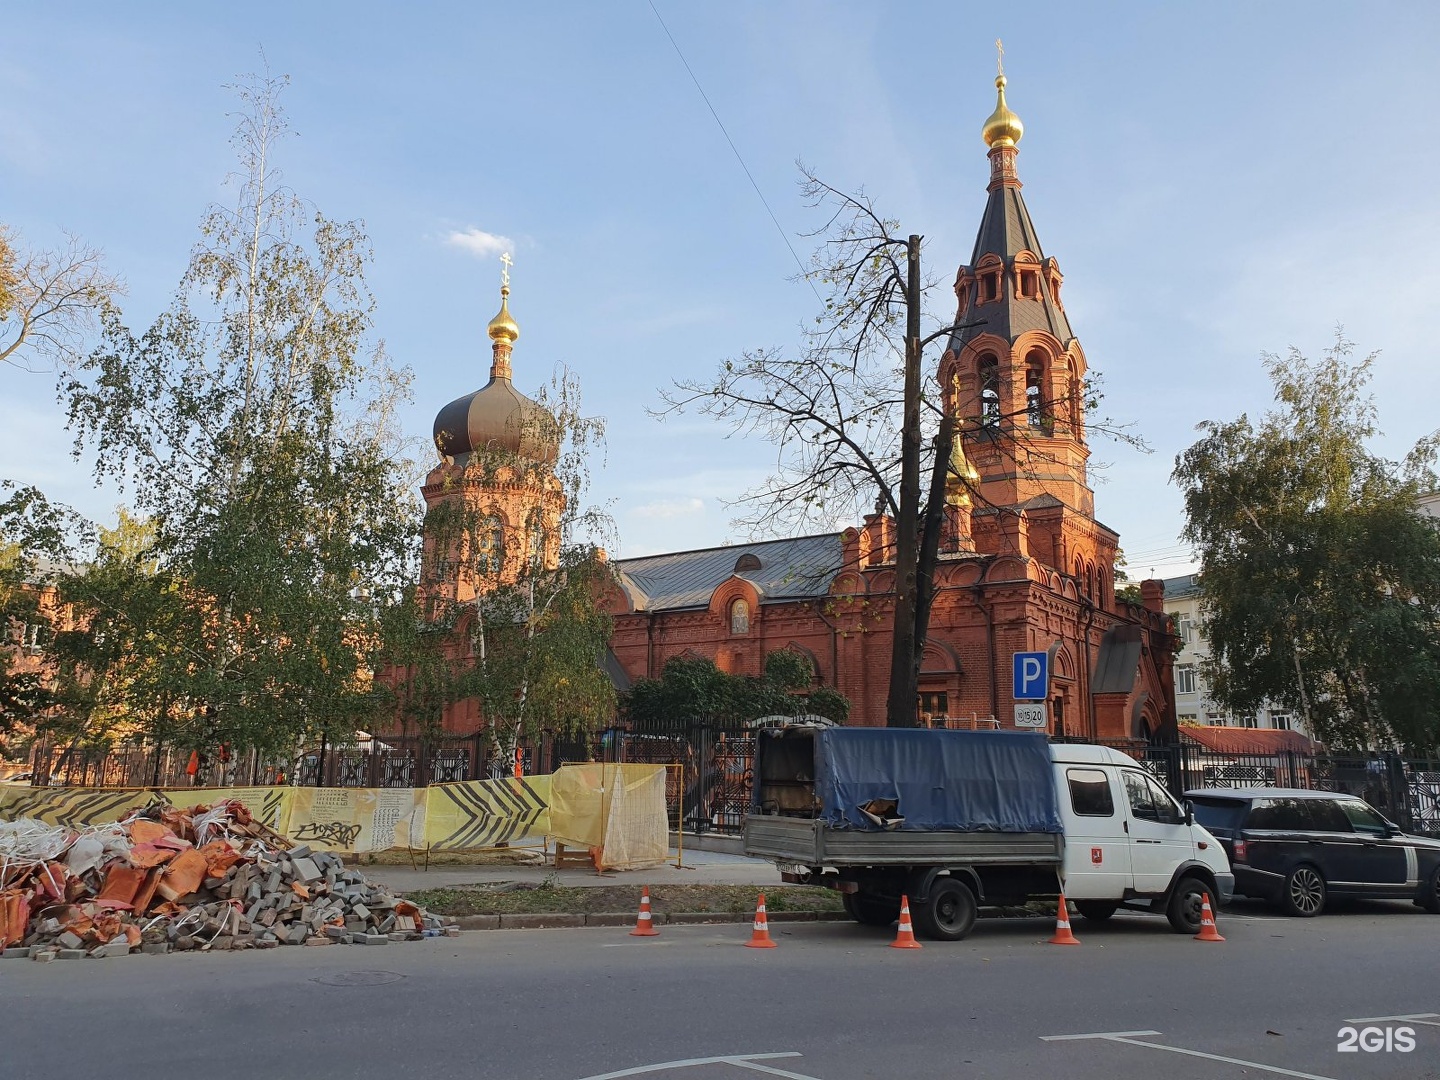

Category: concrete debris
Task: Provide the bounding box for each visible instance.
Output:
[0,798,453,960]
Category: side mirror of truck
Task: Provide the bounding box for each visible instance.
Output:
[1184,799,1195,827]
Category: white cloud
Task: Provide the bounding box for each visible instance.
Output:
[443,228,514,259]
[630,497,705,520]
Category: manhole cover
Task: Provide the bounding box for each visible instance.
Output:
[311,970,407,987]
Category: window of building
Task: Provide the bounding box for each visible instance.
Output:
[475,516,505,576]
[1241,716,1258,729]
[1270,711,1292,731]
[1025,353,1048,430]
[1178,712,1198,723]
[1177,615,1194,645]
[980,270,1001,303]
[1018,269,1040,299]
[979,356,1000,425]
[729,598,750,635]
[1067,768,1114,817]
[1175,664,1197,695]
[917,691,949,725]
[1067,359,1081,433]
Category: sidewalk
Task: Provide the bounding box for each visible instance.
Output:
[365,846,783,895]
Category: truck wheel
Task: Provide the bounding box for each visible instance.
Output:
[1165,875,1208,934]
[842,892,900,927]
[913,877,977,941]
[1281,865,1326,917]
[1073,901,1118,923]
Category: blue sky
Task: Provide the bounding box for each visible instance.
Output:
[4,1,1439,579]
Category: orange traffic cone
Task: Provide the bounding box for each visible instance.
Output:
[889,895,923,949]
[1048,893,1081,945]
[745,892,778,948]
[629,887,659,937]
[1194,891,1225,942]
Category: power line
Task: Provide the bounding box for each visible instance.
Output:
[646,0,822,302]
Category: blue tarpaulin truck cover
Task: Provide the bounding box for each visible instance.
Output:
[812,728,1062,833]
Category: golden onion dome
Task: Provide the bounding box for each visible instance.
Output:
[981,74,1024,149]
[487,285,519,345]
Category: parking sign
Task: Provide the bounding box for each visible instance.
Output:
[1012,651,1049,700]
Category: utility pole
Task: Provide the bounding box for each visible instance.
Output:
[886,234,923,727]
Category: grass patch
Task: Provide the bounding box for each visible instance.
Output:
[354,847,545,867]
[404,882,846,917]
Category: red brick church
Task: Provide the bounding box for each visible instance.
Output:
[417,70,1176,744]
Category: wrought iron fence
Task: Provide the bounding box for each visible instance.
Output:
[1084,740,1440,838]
[25,727,1440,841]
[611,722,756,835]
[27,729,598,790]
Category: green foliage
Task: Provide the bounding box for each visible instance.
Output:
[1173,332,1440,752]
[623,650,847,728]
[763,648,815,692]
[49,73,421,758]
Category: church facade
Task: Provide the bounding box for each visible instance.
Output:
[413,71,1177,745]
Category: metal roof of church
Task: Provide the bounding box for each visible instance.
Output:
[948,183,1074,353]
[613,533,842,612]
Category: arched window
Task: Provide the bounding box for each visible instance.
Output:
[523,512,547,573]
[729,598,750,635]
[1068,359,1082,434]
[476,515,504,576]
[1025,351,1047,430]
[979,355,1000,426]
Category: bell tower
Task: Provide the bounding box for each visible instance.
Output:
[937,56,1117,599]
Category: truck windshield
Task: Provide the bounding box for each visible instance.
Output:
[1189,799,1247,835]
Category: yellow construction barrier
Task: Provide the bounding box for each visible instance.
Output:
[548,763,668,871]
[422,775,551,851]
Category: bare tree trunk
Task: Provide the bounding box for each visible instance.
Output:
[886,235,923,728]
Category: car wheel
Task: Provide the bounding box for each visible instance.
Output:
[1073,901,1119,923]
[1419,865,1440,915]
[1165,875,1208,934]
[912,877,978,941]
[1282,865,1326,917]
[842,891,900,927]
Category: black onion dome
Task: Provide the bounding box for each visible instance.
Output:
[433,377,559,463]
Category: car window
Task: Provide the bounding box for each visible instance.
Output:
[1338,799,1388,835]
[1245,798,1314,831]
[1143,774,1184,825]
[1190,798,1247,834]
[1067,768,1115,817]
[1122,771,1156,820]
[1309,799,1353,832]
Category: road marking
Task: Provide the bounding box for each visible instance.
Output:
[1039,1031,1338,1080]
[1345,1012,1440,1026]
[729,1061,825,1080]
[1041,1030,1162,1040]
[572,1052,813,1080]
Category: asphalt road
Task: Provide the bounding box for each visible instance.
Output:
[1,899,1436,1080]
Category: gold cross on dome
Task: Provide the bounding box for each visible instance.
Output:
[500,251,513,287]
[996,38,1005,77]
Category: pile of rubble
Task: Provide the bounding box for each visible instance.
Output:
[0,798,454,961]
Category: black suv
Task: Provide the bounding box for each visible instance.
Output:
[1185,788,1440,917]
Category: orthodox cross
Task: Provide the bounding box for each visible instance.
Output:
[500,251,513,287]
[996,39,1005,77]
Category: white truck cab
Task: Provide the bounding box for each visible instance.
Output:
[1052,743,1234,928]
[745,727,1235,940]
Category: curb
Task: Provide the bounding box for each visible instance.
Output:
[448,910,848,930]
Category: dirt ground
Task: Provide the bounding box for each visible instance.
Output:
[405,882,845,916]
